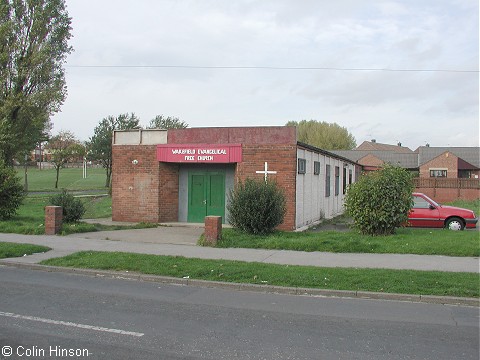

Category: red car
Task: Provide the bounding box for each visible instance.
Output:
[408,193,478,230]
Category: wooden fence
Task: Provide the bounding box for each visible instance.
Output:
[413,178,479,189]
[413,178,479,202]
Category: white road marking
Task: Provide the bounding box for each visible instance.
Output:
[0,311,144,337]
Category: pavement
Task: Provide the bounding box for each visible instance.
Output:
[0,220,478,273]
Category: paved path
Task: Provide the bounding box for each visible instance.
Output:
[0,229,478,273]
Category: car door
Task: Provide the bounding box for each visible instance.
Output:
[409,195,441,228]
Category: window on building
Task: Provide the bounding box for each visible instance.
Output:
[342,167,347,194]
[458,170,472,178]
[335,166,340,196]
[314,161,320,175]
[298,158,306,174]
[349,169,353,185]
[429,169,447,178]
[325,165,331,197]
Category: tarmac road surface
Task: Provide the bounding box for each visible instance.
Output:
[0,266,478,360]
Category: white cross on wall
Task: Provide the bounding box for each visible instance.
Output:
[256,162,277,182]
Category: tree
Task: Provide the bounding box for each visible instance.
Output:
[286,120,356,150]
[344,164,414,236]
[147,115,188,129]
[45,130,82,188]
[0,159,25,219]
[87,113,140,188]
[0,0,73,166]
[49,189,85,223]
[227,178,286,235]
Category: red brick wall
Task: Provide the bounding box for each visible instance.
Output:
[235,144,297,231]
[45,206,62,235]
[158,162,179,222]
[113,145,162,222]
[419,152,458,178]
[112,127,298,229]
[415,187,480,203]
[168,126,297,145]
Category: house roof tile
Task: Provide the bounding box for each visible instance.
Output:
[417,147,480,168]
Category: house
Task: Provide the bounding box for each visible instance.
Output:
[356,139,414,154]
[333,140,417,173]
[332,141,480,202]
[111,126,360,230]
[416,146,479,179]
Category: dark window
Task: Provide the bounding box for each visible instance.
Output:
[335,166,340,196]
[314,161,320,175]
[298,158,306,174]
[458,170,472,178]
[343,167,347,194]
[325,165,331,197]
[349,169,353,185]
[430,170,447,178]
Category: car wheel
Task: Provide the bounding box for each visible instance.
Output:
[445,217,465,231]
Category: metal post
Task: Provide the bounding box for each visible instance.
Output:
[24,154,28,192]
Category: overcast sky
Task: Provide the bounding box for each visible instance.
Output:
[52,0,479,150]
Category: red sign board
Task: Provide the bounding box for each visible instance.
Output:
[157,144,242,163]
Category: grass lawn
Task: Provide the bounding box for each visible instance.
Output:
[0,242,51,259]
[40,251,480,298]
[446,198,480,213]
[18,167,108,192]
[212,227,480,257]
[0,195,155,235]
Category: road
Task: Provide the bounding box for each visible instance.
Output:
[0,266,478,360]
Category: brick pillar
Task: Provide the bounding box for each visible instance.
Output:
[204,216,222,246]
[45,206,63,235]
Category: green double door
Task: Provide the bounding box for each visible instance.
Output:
[188,171,225,223]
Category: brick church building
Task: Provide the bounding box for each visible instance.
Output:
[111,126,358,231]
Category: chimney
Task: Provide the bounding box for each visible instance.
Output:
[426,143,430,147]
[371,139,376,143]
[397,142,402,147]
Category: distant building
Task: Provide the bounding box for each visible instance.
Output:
[332,141,480,202]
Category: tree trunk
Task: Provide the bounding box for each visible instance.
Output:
[55,167,60,188]
[105,168,111,188]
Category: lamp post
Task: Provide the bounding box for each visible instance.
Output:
[24,154,28,192]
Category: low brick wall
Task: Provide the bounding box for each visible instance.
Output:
[204,216,222,245]
[45,206,63,235]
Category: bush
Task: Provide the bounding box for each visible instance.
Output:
[227,178,286,235]
[0,160,25,220]
[49,190,85,223]
[344,164,414,236]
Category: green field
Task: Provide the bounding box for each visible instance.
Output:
[17,167,107,192]
[0,194,114,235]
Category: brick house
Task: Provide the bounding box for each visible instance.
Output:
[333,141,480,202]
[417,147,480,179]
[111,126,358,231]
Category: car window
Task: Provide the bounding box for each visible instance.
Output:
[412,196,433,209]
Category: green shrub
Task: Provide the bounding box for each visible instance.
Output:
[0,160,25,220]
[49,190,85,223]
[227,178,286,235]
[344,164,414,236]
